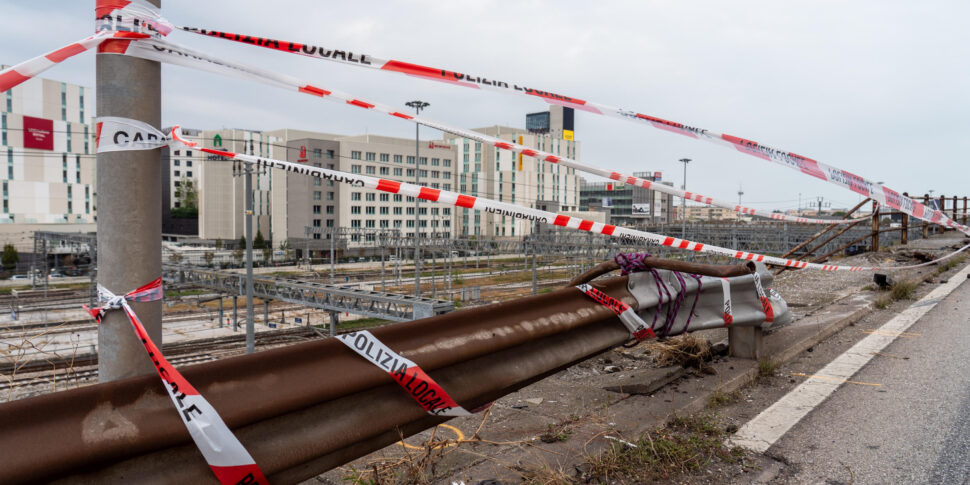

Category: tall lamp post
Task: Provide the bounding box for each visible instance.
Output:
[680,158,691,238]
[406,100,429,297]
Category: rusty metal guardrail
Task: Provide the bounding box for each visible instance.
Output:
[0,263,788,483]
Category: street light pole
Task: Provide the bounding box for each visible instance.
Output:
[680,158,691,238]
[406,100,429,298]
[737,184,744,222]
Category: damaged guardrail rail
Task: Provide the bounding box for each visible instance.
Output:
[0,262,788,484]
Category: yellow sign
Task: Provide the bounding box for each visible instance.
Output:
[563,129,574,141]
[517,135,523,171]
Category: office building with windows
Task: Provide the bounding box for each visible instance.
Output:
[442,106,582,237]
[0,69,95,250]
[580,172,675,227]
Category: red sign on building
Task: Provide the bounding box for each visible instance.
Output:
[23,116,54,151]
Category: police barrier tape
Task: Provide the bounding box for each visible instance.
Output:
[87,30,861,226]
[0,5,961,232]
[0,31,149,93]
[95,0,174,38]
[337,330,473,417]
[576,284,656,341]
[171,23,970,236]
[719,278,734,327]
[95,117,969,272]
[82,278,267,485]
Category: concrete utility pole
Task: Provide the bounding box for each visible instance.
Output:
[406,100,429,297]
[244,165,255,354]
[680,158,691,238]
[96,0,163,382]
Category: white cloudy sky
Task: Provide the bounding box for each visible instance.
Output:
[2,1,968,212]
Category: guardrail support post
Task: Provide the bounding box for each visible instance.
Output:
[940,195,947,231]
[871,200,880,252]
[95,0,163,382]
[953,195,959,225]
[923,194,930,238]
[963,196,967,226]
[901,192,910,245]
[729,326,764,359]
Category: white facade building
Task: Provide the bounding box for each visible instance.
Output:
[0,69,95,250]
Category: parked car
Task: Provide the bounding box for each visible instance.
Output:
[10,274,29,280]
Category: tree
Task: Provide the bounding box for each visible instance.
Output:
[168,252,184,265]
[262,245,272,263]
[215,238,223,250]
[171,177,199,218]
[1,244,19,271]
[253,230,266,250]
[232,247,244,265]
[238,235,247,250]
[203,251,215,267]
[278,240,291,261]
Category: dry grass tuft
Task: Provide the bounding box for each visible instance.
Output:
[643,334,712,369]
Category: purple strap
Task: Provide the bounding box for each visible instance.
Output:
[614,252,704,338]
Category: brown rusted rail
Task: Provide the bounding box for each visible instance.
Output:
[567,257,754,286]
[0,265,783,484]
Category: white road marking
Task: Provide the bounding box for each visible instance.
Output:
[729,265,970,452]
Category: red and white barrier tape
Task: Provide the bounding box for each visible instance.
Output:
[83,278,266,484]
[0,31,148,93]
[751,272,774,324]
[95,0,174,37]
[719,278,734,327]
[576,284,655,341]
[90,117,965,273]
[338,331,472,416]
[149,120,965,272]
[92,31,859,226]
[173,24,968,236]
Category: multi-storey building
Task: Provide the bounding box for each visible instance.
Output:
[335,134,456,239]
[683,205,737,221]
[193,107,581,245]
[443,107,582,237]
[197,129,281,243]
[580,172,675,227]
[0,69,95,250]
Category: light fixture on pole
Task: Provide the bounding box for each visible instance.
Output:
[679,158,691,238]
[406,100,429,297]
[737,184,744,221]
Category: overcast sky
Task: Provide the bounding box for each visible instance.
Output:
[2,1,968,212]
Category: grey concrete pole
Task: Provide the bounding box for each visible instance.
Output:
[531,244,537,295]
[218,297,223,327]
[96,0,163,382]
[245,167,255,354]
[380,238,386,293]
[329,311,338,337]
[329,230,335,285]
[233,295,238,331]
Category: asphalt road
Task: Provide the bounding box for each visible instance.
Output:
[767,273,970,484]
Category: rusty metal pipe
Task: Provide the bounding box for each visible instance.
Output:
[0,278,635,483]
[53,317,630,484]
[568,258,754,286]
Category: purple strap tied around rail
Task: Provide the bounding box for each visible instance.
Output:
[614,252,704,338]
